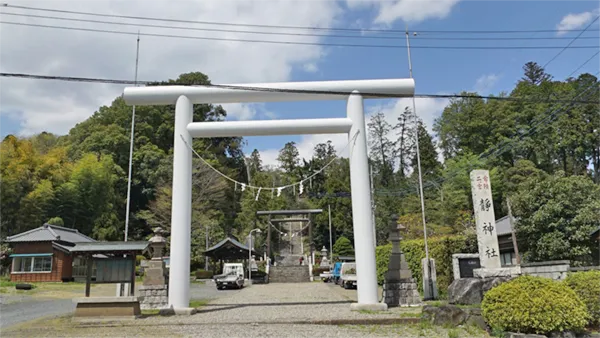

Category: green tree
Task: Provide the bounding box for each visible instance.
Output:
[333,236,354,256]
[46,217,64,226]
[512,172,600,264]
[368,112,395,186]
[277,142,300,176]
[521,61,552,85]
[393,106,415,177]
[411,120,441,178]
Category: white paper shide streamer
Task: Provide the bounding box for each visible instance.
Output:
[180,131,360,199]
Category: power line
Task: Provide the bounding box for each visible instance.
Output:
[543,16,600,69]
[3,3,599,35]
[1,72,598,105]
[567,51,600,78]
[0,12,400,40]
[2,21,598,50]
[2,12,598,42]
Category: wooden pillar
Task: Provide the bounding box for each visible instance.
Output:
[130,253,136,296]
[85,255,92,297]
[267,215,272,262]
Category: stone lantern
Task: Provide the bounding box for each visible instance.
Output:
[140,227,169,310]
[148,227,167,260]
[383,214,422,307]
[320,246,330,267]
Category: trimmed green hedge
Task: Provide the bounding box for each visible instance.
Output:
[375,235,477,293]
[482,275,589,334]
[564,270,600,326]
[195,269,213,279]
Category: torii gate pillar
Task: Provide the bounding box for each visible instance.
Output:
[124,78,414,313]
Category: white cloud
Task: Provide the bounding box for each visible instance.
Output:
[220,103,275,121]
[258,97,449,168]
[303,63,318,73]
[346,0,461,26]
[473,74,500,94]
[556,9,599,36]
[0,0,342,136]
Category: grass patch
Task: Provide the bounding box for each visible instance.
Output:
[189,299,209,308]
[0,277,17,287]
[399,311,422,318]
[448,328,460,338]
[141,309,161,315]
[191,280,206,284]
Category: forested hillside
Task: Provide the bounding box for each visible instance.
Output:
[2,62,599,266]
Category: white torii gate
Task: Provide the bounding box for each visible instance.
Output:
[123,78,415,313]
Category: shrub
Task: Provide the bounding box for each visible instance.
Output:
[375,234,477,292]
[195,269,213,279]
[564,270,600,326]
[333,236,354,256]
[481,275,589,334]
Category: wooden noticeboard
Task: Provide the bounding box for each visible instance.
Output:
[95,258,135,283]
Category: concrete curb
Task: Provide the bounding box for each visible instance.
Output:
[71,317,423,327]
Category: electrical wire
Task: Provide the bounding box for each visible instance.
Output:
[3,3,599,35]
[2,12,598,41]
[566,51,600,79]
[1,72,598,105]
[0,12,401,40]
[2,21,598,50]
[542,16,600,69]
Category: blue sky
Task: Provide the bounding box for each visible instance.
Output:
[1,0,598,166]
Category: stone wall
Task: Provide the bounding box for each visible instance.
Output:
[521,260,570,281]
[139,285,168,310]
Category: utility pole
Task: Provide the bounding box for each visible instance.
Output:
[124,31,140,242]
[328,204,333,255]
[406,25,435,300]
[369,164,377,248]
[119,31,140,298]
[205,223,209,269]
[506,198,521,264]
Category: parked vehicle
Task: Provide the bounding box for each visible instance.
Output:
[213,263,245,290]
[339,262,357,289]
[332,262,343,285]
[319,267,332,282]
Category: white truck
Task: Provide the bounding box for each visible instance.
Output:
[339,262,357,289]
[213,263,245,290]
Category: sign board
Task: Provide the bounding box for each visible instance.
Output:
[95,258,134,283]
[458,257,481,278]
[470,170,501,269]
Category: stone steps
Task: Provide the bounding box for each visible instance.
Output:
[269,265,310,283]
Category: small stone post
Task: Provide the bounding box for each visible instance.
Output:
[383,215,422,307]
[139,227,169,310]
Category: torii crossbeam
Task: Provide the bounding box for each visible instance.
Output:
[123,78,415,313]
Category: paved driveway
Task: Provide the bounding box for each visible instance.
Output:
[0,297,74,329]
[0,281,228,330]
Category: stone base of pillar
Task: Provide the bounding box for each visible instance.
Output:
[384,278,423,307]
[139,285,169,310]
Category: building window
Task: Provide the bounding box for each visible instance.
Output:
[12,256,53,273]
[500,252,515,266]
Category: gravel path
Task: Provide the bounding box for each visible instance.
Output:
[156,282,411,325]
[0,298,74,329]
[1,283,489,338]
